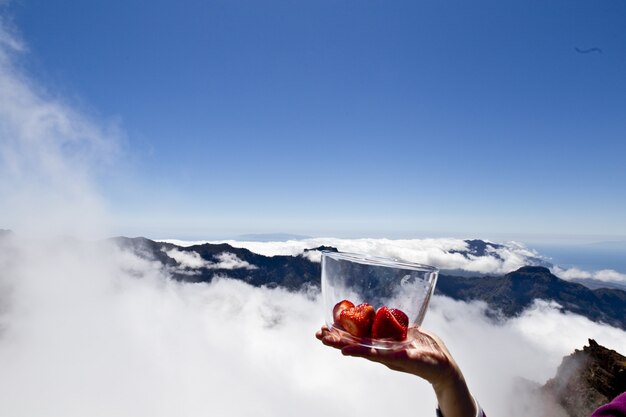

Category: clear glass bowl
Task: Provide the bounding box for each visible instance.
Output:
[321,251,438,349]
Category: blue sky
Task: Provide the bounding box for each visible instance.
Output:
[3,0,626,242]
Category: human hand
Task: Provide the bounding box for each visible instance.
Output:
[316,325,458,386]
[316,325,478,417]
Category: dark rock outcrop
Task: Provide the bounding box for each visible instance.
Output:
[543,340,626,417]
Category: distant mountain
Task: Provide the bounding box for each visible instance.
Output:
[449,239,551,268]
[439,238,552,278]
[586,240,626,250]
[437,266,626,330]
[111,237,626,330]
[112,237,321,290]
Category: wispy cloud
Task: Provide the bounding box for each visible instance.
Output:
[165,248,211,269]
[209,252,257,270]
[0,17,25,54]
[164,248,258,271]
[0,20,119,239]
[552,266,626,284]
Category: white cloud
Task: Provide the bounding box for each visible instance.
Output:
[167,238,626,287]
[165,248,210,269]
[0,20,119,239]
[553,266,593,280]
[0,18,25,54]
[301,250,322,263]
[162,237,544,275]
[1,237,624,417]
[209,252,257,270]
[424,296,626,416]
[552,266,626,284]
[488,241,542,272]
[594,269,626,282]
[164,248,257,271]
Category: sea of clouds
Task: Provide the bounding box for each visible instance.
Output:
[164,236,626,286]
[2,234,626,417]
[1,17,625,417]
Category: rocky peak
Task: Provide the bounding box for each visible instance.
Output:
[543,339,626,417]
[513,265,553,275]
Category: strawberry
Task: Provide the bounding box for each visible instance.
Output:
[337,303,375,338]
[371,306,409,341]
[333,299,355,323]
[389,308,409,328]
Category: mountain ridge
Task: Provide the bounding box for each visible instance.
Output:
[437,266,626,329]
[111,237,626,330]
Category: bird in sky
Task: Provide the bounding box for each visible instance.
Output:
[575,47,603,54]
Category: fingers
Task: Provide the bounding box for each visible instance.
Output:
[315,325,333,341]
[341,343,407,361]
[317,324,412,357]
[316,325,351,349]
[316,325,425,375]
[315,324,455,383]
[340,344,417,375]
[315,326,326,340]
[340,344,377,357]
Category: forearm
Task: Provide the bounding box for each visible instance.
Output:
[432,372,478,417]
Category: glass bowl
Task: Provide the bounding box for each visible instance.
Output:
[321,251,438,349]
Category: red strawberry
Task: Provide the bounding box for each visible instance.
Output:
[371,306,409,341]
[389,308,409,328]
[337,303,375,338]
[333,299,355,323]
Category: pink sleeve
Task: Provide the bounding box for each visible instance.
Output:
[591,392,626,417]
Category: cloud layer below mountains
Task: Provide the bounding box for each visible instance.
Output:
[166,237,541,272]
[1,237,626,417]
[164,237,626,285]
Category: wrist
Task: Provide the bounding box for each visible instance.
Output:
[432,371,477,417]
[430,356,463,394]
